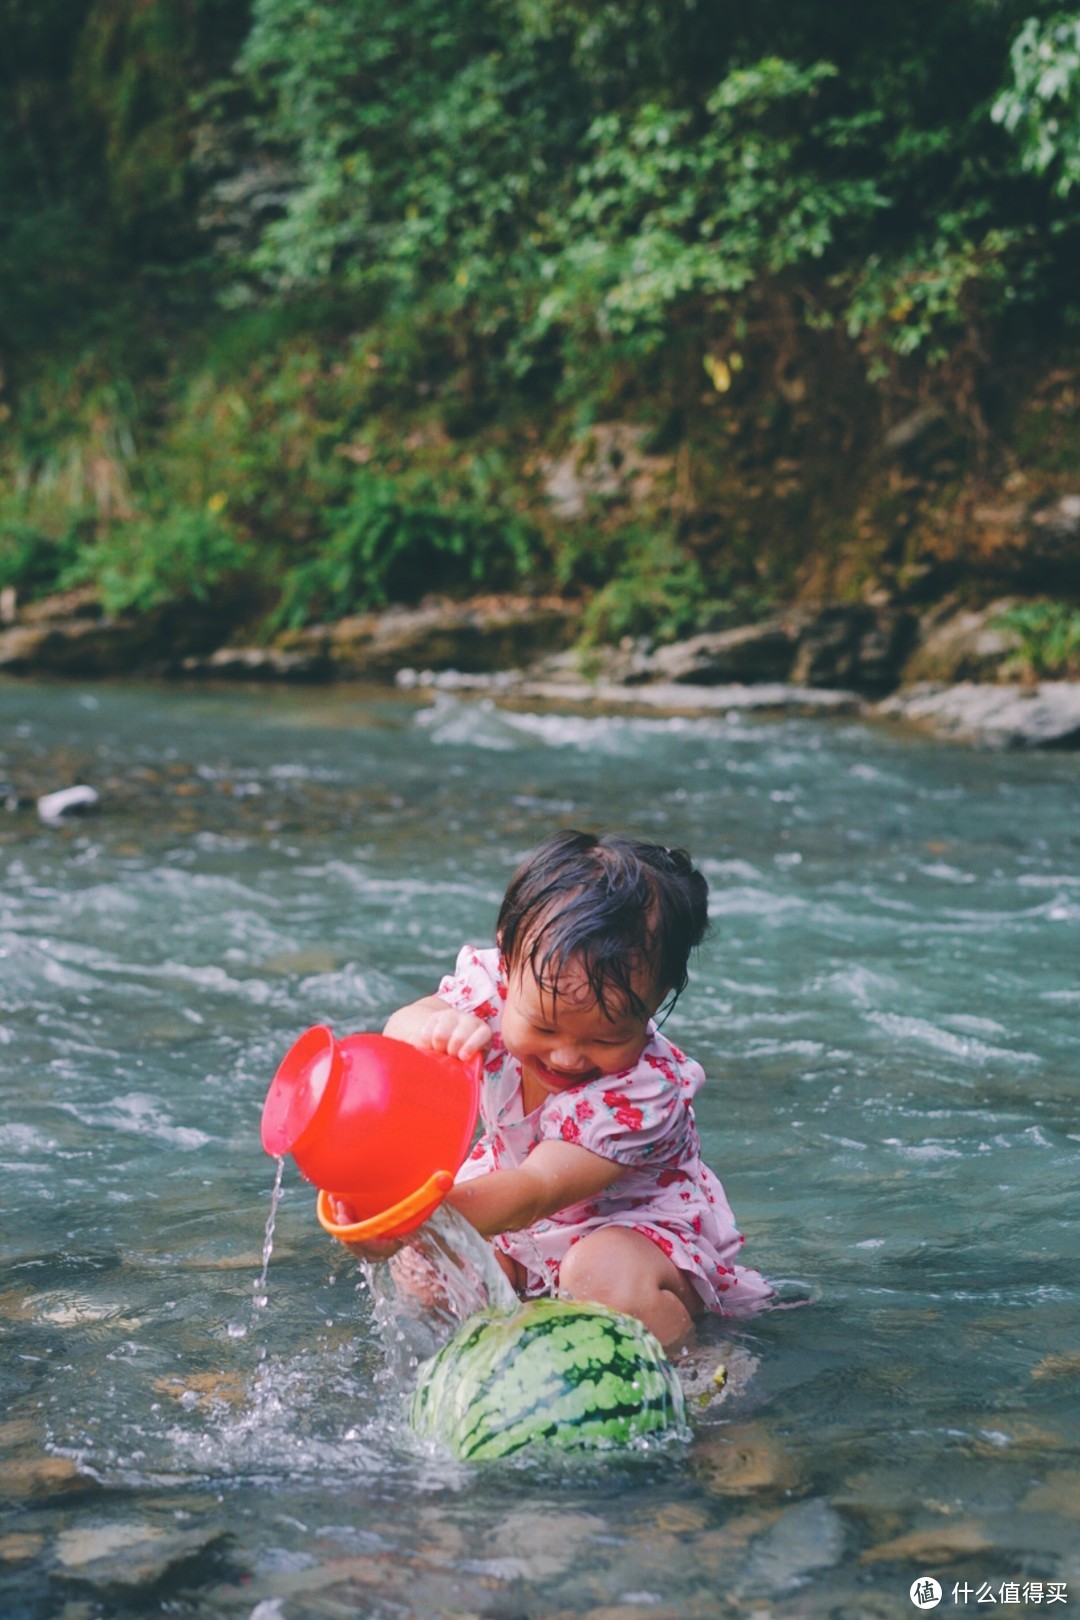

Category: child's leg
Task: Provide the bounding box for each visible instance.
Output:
[494,1249,529,1295]
[556,1227,704,1348]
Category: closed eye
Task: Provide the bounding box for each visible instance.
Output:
[530,1027,624,1048]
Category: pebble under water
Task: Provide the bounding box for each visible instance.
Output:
[1,678,1077,1619]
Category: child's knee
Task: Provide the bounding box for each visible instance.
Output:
[559,1232,639,1310]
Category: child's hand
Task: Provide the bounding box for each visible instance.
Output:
[418,1007,492,1061]
[325,1196,403,1261]
[383,995,492,1061]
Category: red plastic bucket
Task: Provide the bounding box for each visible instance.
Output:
[260,1026,481,1215]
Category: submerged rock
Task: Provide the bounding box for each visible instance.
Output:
[53,1520,229,1592]
[4,1454,86,1500]
[0,1532,44,1565]
[859,1519,993,1565]
[692,1422,798,1498]
[739,1498,845,1594]
[1019,1469,1080,1520]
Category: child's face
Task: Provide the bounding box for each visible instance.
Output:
[501,953,661,1096]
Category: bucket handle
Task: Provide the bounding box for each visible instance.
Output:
[315,1169,455,1243]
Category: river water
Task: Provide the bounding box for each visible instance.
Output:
[1,678,1077,1619]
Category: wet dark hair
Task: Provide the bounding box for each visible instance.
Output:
[496,830,709,1021]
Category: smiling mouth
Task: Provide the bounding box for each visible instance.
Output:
[531,1058,599,1089]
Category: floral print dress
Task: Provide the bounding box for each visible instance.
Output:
[438,945,773,1315]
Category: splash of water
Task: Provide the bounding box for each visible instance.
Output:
[358,1202,517,1385]
[251,1155,286,1314]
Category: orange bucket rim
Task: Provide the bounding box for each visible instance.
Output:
[315,1171,455,1241]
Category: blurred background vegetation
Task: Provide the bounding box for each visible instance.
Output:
[2,0,1079,663]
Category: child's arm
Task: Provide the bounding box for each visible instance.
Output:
[446,1139,624,1237]
[325,994,493,1258]
[328,1141,623,1261]
[383,995,492,1060]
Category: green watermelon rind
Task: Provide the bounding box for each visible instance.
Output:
[409,1298,688,1460]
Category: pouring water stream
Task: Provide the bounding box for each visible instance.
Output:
[247,1154,516,1382]
[356,1201,518,1381]
[252,1153,287,1314]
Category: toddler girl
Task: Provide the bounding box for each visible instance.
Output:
[332,830,772,1346]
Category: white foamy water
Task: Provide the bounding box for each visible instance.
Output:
[2,678,1077,1618]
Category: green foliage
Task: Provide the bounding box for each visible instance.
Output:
[0,520,86,599]
[70,508,250,615]
[0,0,249,353]
[73,0,196,234]
[0,1,106,350]
[226,0,1080,395]
[534,61,886,356]
[842,224,1027,377]
[995,599,1080,677]
[274,473,535,627]
[232,0,572,309]
[578,531,710,647]
[5,0,1080,644]
[994,14,1080,197]
[0,378,140,596]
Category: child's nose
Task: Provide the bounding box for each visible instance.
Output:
[549,1044,589,1071]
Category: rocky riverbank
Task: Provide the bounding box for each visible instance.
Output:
[2,585,1079,749]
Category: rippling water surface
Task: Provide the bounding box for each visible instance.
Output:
[1,679,1077,1618]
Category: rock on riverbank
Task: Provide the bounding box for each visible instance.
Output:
[2,588,1079,749]
[875,681,1080,749]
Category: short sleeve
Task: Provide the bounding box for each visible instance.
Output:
[435,945,504,1028]
[540,1044,702,1169]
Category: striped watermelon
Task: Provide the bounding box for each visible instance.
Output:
[408,1298,687,1459]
